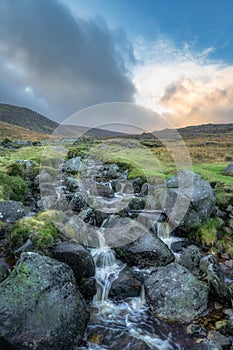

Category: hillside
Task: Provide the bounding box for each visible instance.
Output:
[153,123,233,140]
[0,103,58,134]
[57,124,129,138]
[0,121,51,141]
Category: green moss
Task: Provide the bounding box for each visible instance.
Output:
[194,218,224,247]
[214,183,233,210]
[11,211,62,250]
[215,238,233,258]
[0,171,28,201]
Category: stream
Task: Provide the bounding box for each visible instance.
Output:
[77,222,193,350]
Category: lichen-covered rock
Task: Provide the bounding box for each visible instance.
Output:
[207,330,231,349]
[178,245,205,276]
[145,263,209,321]
[69,191,87,211]
[0,201,25,223]
[160,171,215,230]
[63,156,82,173]
[0,252,89,349]
[200,255,232,306]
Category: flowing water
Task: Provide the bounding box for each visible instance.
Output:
[77,222,188,350]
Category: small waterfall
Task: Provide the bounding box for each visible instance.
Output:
[91,229,123,301]
[157,221,172,248]
[85,223,182,350]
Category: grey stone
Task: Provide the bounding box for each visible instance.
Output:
[144,263,209,321]
[224,162,233,176]
[63,157,82,173]
[0,261,9,283]
[115,229,175,268]
[70,191,87,211]
[207,330,231,349]
[178,245,205,276]
[200,255,232,306]
[0,201,25,223]
[109,268,142,299]
[160,171,215,230]
[0,252,89,349]
[51,241,95,283]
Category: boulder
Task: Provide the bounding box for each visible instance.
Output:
[200,255,232,306]
[69,191,87,211]
[0,261,9,283]
[91,183,115,198]
[98,163,121,179]
[51,241,95,283]
[144,263,209,321]
[207,330,231,349]
[178,245,205,276]
[0,201,25,223]
[224,162,233,176]
[0,252,89,349]
[160,171,215,230]
[63,156,81,173]
[115,230,174,268]
[109,268,142,299]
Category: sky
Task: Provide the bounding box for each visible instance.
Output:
[0,0,233,130]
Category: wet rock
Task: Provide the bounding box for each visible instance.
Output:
[128,197,146,211]
[0,261,9,282]
[140,182,149,196]
[115,230,174,268]
[87,327,151,350]
[207,330,231,349]
[97,163,121,179]
[51,241,95,283]
[178,245,205,276]
[0,252,89,349]
[70,191,87,211]
[0,201,25,223]
[64,176,80,192]
[200,255,232,306]
[79,277,97,300]
[224,162,233,176]
[145,263,209,322]
[92,183,115,198]
[109,267,142,299]
[160,171,215,230]
[130,177,143,193]
[63,156,82,173]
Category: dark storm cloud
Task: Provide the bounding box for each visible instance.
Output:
[0,0,135,120]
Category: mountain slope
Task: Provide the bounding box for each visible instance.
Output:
[0,121,51,141]
[0,103,58,134]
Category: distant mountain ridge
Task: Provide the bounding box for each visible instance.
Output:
[0,103,232,139]
[0,103,58,134]
[139,123,233,141]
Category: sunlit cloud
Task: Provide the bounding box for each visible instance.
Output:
[133,37,233,128]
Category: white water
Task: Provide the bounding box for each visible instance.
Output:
[81,224,182,350]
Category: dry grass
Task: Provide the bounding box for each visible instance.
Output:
[0,121,51,141]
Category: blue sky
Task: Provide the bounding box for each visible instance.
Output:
[0,0,232,128]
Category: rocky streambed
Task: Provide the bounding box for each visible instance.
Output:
[0,148,233,349]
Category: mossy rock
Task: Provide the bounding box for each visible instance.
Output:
[10,210,63,251]
[215,183,233,210]
[0,171,28,201]
[193,217,224,247]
